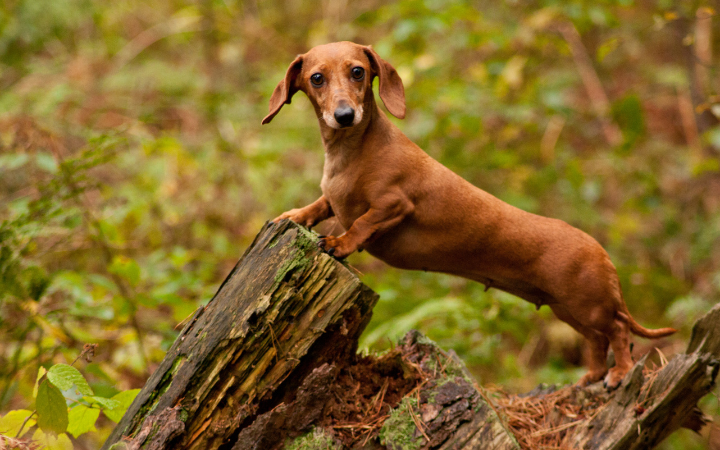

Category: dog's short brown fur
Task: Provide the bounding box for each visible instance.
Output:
[264,41,675,389]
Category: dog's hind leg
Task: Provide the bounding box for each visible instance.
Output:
[549,304,609,386]
[603,316,634,389]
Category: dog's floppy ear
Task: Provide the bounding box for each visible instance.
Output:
[262,55,304,125]
[363,46,406,119]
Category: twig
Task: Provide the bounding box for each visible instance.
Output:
[556,21,623,147]
[15,412,35,439]
[530,419,581,437]
[693,7,713,94]
[677,86,702,155]
[408,403,431,443]
[331,424,377,430]
[112,15,203,71]
[655,347,669,367]
[539,116,566,163]
[71,343,98,367]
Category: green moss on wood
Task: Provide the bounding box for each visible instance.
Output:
[285,427,342,450]
[273,231,315,285]
[141,421,163,449]
[379,397,424,450]
[135,355,187,421]
[409,333,473,385]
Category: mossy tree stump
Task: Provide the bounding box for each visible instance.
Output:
[101,220,379,450]
[102,221,719,450]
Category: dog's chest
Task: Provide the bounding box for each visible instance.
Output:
[320,161,368,230]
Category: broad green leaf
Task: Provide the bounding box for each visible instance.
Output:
[36,380,69,434]
[85,395,121,410]
[47,364,93,395]
[34,367,47,398]
[102,389,140,423]
[66,404,100,438]
[0,410,35,437]
[32,430,73,450]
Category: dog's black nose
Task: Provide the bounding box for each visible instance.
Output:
[334,106,355,127]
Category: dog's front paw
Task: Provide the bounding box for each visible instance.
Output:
[273,209,315,228]
[317,235,357,259]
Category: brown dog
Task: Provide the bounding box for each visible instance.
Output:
[263,41,675,389]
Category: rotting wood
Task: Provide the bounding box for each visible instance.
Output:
[346,304,720,450]
[102,220,720,450]
[568,301,720,449]
[440,301,720,450]
[101,220,378,450]
[228,329,519,450]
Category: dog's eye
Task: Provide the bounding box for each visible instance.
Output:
[310,73,324,87]
[351,67,365,81]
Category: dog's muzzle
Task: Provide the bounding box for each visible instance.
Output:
[334,105,355,128]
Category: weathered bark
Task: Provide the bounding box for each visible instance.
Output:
[102,220,379,450]
[372,304,720,450]
[232,330,519,450]
[103,220,719,450]
[568,303,720,449]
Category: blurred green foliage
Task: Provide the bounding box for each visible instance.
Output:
[1,0,719,448]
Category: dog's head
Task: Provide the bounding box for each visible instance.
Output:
[262,41,405,127]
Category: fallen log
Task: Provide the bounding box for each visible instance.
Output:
[103,220,719,450]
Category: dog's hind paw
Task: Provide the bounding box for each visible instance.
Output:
[577,370,607,387]
[603,369,625,391]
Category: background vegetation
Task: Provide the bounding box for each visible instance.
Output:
[1,0,719,448]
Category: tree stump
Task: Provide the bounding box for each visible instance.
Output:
[101,220,379,449]
[102,221,719,450]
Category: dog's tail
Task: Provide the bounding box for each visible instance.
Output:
[619,309,677,339]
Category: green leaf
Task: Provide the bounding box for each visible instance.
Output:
[36,152,59,173]
[707,126,720,152]
[612,94,645,143]
[36,380,69,434]
[25,265,51,301]
[32,430,73,450]
[596,37,619,62]
[85,395,121,410]
[0,410,36,437]
[102,389,140,423]
[108,255,141,287]
[0,153,29,170]
[47,364,93,395]
[692,155,720,176]
[34,367,47,398]
[66,404,100,438]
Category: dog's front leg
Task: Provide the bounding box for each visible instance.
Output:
[318,193,414,258]
[273,195,334,228]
